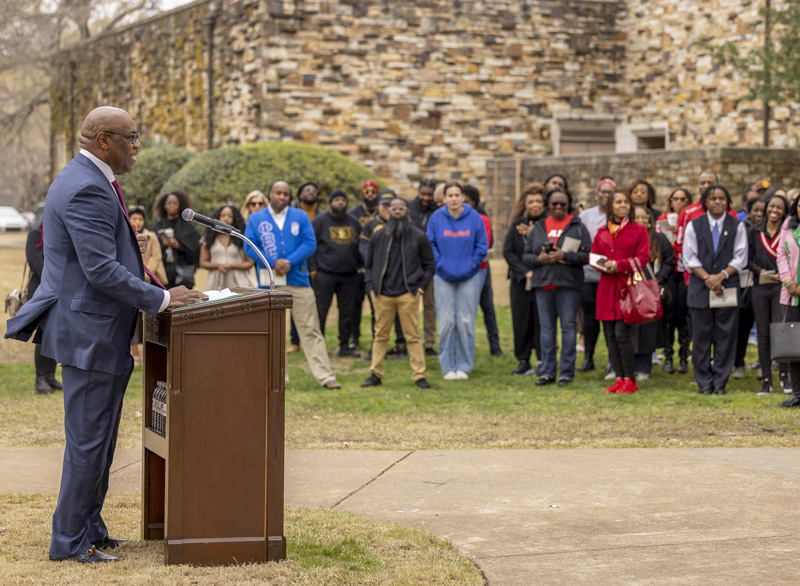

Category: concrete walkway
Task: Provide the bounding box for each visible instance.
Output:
[2,447,799,585]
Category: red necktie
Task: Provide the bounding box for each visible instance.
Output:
[112,180,166,290]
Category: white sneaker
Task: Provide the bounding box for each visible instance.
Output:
[732,366,747,380]
[455,370,469,380]
[604,371,617,381]
[444,371,457,380]
[637,372,650,381]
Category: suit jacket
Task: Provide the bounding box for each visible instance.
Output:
[5,153,164,375]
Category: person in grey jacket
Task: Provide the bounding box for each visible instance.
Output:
[523,188,591,386]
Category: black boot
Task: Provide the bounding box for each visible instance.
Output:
[757,379,772,396]
[663,357,674,374]
[678,358,689,374]
[578,358,595,373]
[44,373,63,390]
[35,376,54,395]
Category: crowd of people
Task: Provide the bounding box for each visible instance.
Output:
[112,170,800,407]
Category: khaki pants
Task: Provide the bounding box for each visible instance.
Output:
[421,279,436,349]
[370,293,426,381]
[281,285,336,386]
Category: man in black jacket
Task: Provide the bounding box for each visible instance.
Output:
[310,190,362,357]
[408,179,438,355]
[362,197,435,389]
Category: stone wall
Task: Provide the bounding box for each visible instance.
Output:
[486,147,800,244]
[50,0,626,197]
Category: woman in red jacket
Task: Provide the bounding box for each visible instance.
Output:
[591,189,650,394]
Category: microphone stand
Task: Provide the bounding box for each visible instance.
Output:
[195,224,276,290]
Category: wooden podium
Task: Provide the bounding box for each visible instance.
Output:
[141,288,291,565]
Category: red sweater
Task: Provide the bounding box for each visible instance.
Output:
[591,221,650,321]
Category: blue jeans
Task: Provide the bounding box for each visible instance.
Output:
[435,272,483,373]
[534,287,580,380]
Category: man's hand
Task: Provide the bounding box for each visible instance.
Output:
[136,233,148,256]
[704,273,725,293]
[274,259,291,276]
[167,286,208,308]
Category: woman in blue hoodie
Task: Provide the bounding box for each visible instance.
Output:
[427,181,488,380]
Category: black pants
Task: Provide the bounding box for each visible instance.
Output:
[690,306,739,390]
[479,266,500,351]
[580,282,602,361]
[35,344,56,377]
[664,272,690,360]
[734,289,755,368]
[509,276,540,362]
[313,270,360,347]
[603,319,635,379]
[752,284,788,382]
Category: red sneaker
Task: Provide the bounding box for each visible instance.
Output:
[606,377,624,393]
[617,378,639,394]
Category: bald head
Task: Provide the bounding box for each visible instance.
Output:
[78,107,140,175]
[268,181,291,213]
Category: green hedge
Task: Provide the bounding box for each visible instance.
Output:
[161,142,382,214]
[118,143,195,214]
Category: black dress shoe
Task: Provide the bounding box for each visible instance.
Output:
[361,373,382,387]
[414,378,431,389]
[578,358,595,373]
[396,344,408,358]
[35,376,54,395]
[92,537,130,550]
[490,347,505,357]
[678,358,689,374]
[425,347,438,356]
[699,387,712,395]
[663,357,674,374]
[535,376,555,387]
[557,378,573,387]
[511,361,533,376]
[44,373,63,390]
[713,387,726,395]
[779,395,800,408]
[50,547,120,563]
[337,346,361,358]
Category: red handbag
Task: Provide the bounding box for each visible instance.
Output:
[619,258,663,326]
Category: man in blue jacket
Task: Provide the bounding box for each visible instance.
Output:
[5,106,205,563]
[245,181,340,389]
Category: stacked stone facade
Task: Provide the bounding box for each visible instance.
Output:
[50,0,799,199]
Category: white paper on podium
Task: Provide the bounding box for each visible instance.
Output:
[203,288,243,302]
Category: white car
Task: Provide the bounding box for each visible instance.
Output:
[0,206,29,232]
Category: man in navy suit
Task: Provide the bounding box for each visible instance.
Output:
[5,106,206,563]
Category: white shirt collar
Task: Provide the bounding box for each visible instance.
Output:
[79,148,116,186]
[268,205,287,218]
[706,211,724,229]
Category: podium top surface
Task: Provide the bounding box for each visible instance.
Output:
[166,288,292,326]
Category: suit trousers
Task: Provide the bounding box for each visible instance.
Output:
[421,279,436,349]
[690,306,739,390]
[370,292,426,381]
[313,270,360,347]
[50,359,132,558]
[281,285,336,386]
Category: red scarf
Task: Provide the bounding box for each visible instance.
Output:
[759,229,780,258]
[607,217,629,239]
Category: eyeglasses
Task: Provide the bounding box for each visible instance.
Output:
[363,189,377,195]
[249,200,266,208]
[549,201,568,208]
[100,130,140,144]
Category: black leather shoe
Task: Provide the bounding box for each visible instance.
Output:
[35,376,54,395]
[699,387,712,395]
[396,344,408,358]
[557,378,573,387]
[511,361,533,376]
[337,346,361,358]
[663,357,674,374]
[414,378,431,389]
[535,376,555,387]
[678,359,689,374]
[490,347,505,357]
[50,547,120,563]
[425,347,438,356]
[578,358,595,373]
[713,387,726,395]
[361,373,382,387]
[779,395,800,408]
[757,379,772,396]
[44,373,63,390]
[92,537,129,550]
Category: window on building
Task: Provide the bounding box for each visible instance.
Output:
[553,119,616,155]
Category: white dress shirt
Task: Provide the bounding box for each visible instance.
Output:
[268,204,288,230]
[80,149,170,311]
[683,211,748,274]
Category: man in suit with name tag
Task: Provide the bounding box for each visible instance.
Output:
[5,106,206,563]
[683,185,748,395]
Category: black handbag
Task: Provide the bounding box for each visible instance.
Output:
[770,305,800,363]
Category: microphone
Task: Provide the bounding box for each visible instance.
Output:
[182,208,241,235]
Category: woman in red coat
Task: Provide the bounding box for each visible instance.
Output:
[591,189,650,394]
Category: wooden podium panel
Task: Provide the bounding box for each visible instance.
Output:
[142,289,291,566]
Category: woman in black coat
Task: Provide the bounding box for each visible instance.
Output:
[151,190,201,289]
